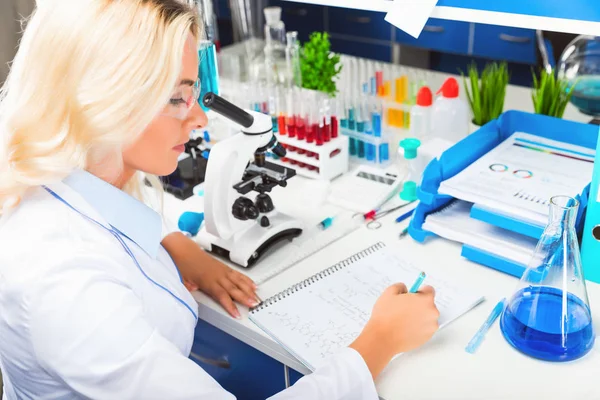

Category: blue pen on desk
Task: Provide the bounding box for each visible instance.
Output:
[395,208,415,223]
[465,298,506,354]
[409,272,426,293]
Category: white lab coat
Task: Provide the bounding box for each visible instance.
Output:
[0,170,378,399]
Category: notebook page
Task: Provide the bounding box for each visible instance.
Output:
[249,246,484,371]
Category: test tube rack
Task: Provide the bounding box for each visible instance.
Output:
[340,127,394,168]
[267,134,349,180]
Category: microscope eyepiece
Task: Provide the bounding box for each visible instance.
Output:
[202,92,254,128]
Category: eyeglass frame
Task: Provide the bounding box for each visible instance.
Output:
[161,78,201,120]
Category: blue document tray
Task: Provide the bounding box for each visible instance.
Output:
[409,110,597,278]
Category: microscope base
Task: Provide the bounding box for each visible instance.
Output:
[197,213,303,268]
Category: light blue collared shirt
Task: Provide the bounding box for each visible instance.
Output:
[63,170,163,258]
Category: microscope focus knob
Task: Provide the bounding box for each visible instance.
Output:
[232,197,259,221]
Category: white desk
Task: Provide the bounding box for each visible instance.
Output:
[164,80,600,399]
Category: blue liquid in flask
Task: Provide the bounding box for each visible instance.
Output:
[500,286,595,362]
[569,77,600,116]
[198,41,219,112]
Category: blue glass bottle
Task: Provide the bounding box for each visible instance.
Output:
[500,196,595,362]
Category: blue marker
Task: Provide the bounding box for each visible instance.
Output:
[409,272,426,293]
[465,298,506,354]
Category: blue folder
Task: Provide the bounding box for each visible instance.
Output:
[409,110,597,279]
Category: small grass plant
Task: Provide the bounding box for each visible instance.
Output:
[531,68,575,118]
[462,62,509,126]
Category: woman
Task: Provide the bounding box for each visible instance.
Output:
[0,1,440,399]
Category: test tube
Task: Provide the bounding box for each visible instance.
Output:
[312,101,325,146]
[331,98,339,139]
[371,98,383,163]
[369,61,377,95]
[268,84,278,133]
[296,92,307,145]
[383,64,393,98]
[322,98,332,143]
[305,100,315,146]
[375,63,383,96]
[285,89,296,140]
[277,86,287,135]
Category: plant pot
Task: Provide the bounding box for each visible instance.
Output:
[470,119,482,134]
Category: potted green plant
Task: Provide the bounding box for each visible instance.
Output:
[462,62,509,127]
[300,32,342,97]
[531,68,575,118]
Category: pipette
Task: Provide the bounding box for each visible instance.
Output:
[465,298,506,354]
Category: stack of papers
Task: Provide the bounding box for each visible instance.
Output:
[438,132,595,226]
[422,200,538,266]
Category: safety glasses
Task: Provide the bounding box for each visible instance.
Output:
[161,78,201,120]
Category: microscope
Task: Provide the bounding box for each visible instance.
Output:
[197,93,303,267]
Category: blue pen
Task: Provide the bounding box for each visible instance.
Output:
[465,298,506,354]
[409,272,426,293]
[395,208,415,223]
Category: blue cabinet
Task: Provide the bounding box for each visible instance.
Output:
[330,37,392,62]
[396,18,470,55]
[328,8,392,41]
[191,318,286,400]
[270,0,325,43]
[472,24,536,64]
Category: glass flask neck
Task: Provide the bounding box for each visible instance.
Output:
[548,196,578,229]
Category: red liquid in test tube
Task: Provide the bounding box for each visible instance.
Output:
[316,123,324,146]
[306,123,315,144]
[323,118,331,142]
[296,117,306,141]
[331,116,339,138]
[286,116,296,138]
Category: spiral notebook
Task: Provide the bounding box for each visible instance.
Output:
[249,242,484,371]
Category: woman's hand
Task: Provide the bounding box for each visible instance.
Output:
[161,232,260,319]
[185,256,260,319]
[349,283,439,379]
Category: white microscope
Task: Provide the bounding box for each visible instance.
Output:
[197,93,304,267]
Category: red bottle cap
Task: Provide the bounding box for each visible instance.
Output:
[416,86,433,106]
[436,77,459,98]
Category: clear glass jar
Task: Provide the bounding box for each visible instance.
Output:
[557,35,600,116]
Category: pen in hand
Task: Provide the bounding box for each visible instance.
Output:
[409,272,426,293]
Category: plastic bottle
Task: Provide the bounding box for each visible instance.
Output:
[409,86,433,140]
[430,77,469,143]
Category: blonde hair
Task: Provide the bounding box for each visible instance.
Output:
[0,0,200,211]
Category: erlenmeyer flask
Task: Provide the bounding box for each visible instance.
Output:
[500,195,595,362]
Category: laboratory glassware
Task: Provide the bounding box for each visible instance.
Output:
[285,31,302,89]
[558,35,600,119]
[263,6,287,86]
[198,40,220,112]
[500,195,595,362]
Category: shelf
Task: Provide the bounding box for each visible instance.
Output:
[281,0,600,36]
